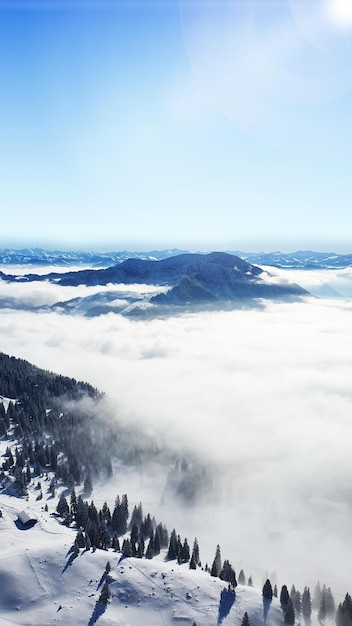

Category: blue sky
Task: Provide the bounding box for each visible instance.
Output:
[1,0,352,252]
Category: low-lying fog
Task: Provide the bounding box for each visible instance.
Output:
[1,266,352,596]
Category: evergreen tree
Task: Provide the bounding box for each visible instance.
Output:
[111,534,120,551]
[137,537,145,558]
[319,593,327,624]
[122,538,132,557]
[191,538,200,566]
[111,496,128,535]
[76,496,89,529]
[336,593,352,626]
[248,576,253,587]
[153,528,161,556]
[130,502,143,529]
[219,560,237,586]
[130,523,140,546]
[167,529,178,560]
[274,585,278,598]
[180,538,190,563]
[324,586,335,618]
[285,599,295,625]
[189,552,197,570]
[70,488,77,518]
[76,530,85,548]
[263,579,273,601]
[241,612,250,626]
[280,585,290,611]
[302,587,312,620]
[313,582,322,611]
[101,501,111,526]
[294,591,302,615]
[211,545,222,578]
[239,569,246,585]
[56,494,69,519]
[145,539,154,559]
[85,533,91,551]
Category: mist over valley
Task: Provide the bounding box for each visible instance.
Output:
[1,253,352,610]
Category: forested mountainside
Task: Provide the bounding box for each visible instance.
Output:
[0,352,210,502]
[1,352,352,626]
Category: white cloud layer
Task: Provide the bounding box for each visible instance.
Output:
[1,268,352,595]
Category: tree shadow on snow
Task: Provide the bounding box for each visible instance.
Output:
[218,587,236,625]
[61,546,79,575]
[88,600,107,626]
[96,570,113,590]
[263,597,272,624]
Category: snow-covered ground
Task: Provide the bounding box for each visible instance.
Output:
[0,429,323,626]
[0,488,290,626]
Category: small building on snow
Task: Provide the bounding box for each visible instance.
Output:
[17,510,37,526]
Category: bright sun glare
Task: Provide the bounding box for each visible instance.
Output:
[326,0,352,27]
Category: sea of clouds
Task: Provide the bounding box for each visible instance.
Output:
[1,266,352,595]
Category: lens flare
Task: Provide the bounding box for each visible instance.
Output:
[325,0,352,27]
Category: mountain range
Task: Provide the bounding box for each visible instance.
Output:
[1,247,352,269]
[0,252,308,316]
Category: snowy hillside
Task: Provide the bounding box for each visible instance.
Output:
[0,417,336,626]
[0,355,348,626]
[0,484,299,626]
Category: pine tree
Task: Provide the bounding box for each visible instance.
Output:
[239,569,246,585]
[319,593,327,624]
[167,529,179,560]
[336,593,352,626]
[241,612,250,626]
[180,538,190,563]
[101,502,111,526]
[85,533,91,550]
[263,579,273,601]
[313,582,322,611]
[189,552,197,570]
[70,488,77,518]
[280,585,290,611]
[211,545,222,578]
[145,538,154,559]
[137,537,145,558]
[248,576,254,587]
[323,586,335,618]
[219,560,237,586]
[191,538,200,566]
[294,591,302,615]
[122,538,132,557]
[285,599,295,625]
[56,494,69,519]
[302,587,312,620]
[76,530,85,548]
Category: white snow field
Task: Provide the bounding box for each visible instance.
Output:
[0,485,287,626]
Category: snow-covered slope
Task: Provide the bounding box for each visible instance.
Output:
[0,487,289,626]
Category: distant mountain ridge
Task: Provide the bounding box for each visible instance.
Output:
[0,247,351,269]
[0,247,187,267]
[0,252,308,316]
